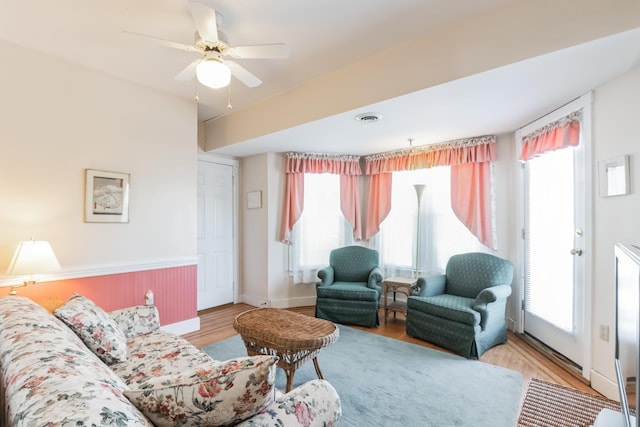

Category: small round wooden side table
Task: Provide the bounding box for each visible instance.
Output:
[233,308,339,392]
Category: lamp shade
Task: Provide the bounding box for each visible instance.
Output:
[6,240,61,276]
[196,58,232,89]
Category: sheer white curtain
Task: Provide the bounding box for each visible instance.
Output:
[374,167,487,279]
[289,173,354,284]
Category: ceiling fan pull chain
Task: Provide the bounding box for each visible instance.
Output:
[194,79,200,102]
[227,83,233,109]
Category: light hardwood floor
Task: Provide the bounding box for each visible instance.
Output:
[182,303,600,403]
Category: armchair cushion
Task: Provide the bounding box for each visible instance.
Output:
[316,282,379,301]
[408,295,480,326]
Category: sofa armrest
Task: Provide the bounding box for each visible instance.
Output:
[415,274,446,297]
[110,305,160,338]
[316,266,335,287]
[234,379,341,427]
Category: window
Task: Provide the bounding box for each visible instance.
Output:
[376,167,487,277]
[290,173,353,283]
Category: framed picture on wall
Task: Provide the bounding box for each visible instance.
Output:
[598,155,630,197]
[84,169,130,223]
[247,190,262,209]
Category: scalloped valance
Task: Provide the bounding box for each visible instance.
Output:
[519,110,581,161]
[364,136,496,174]
[284,152,362,175]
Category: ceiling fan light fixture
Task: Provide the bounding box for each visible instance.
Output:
[196,58,231,89]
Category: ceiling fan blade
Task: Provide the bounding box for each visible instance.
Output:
[122,31,199,53]
[188,1,219,43]
[229,44,290,59]
[226,61,262,87]
[175,58,201,81]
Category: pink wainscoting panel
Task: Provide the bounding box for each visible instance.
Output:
[13,265,197,326]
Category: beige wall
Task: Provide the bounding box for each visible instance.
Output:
[0,39,198,274]
[590,68,640,397]
[239,154,270,306]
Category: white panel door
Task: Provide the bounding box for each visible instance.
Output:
[197,160,234,310]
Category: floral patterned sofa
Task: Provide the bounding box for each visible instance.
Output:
[0,295,342,426]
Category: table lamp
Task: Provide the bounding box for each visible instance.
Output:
[6,240,61,295]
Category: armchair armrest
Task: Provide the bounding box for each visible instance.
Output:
[472,285,512,329]
[415,275,446,297]
[110,305,160,338]
[367,267,383,292]
[473,284,512,307]
[316,266,335,287]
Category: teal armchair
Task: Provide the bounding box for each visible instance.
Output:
[315,246,383,328]
[406,252,513,358]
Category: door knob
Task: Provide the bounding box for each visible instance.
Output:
[570,248,583,256]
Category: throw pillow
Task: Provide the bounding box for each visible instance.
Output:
[54,294,128,364]
[124,355,278,426]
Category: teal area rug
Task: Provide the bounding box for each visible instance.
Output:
[202,325,522,427]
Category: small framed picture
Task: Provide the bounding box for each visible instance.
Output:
[247,190,262,209]
[598,155,630,197]
[84,169,130,223]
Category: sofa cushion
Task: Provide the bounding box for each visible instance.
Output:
[111,330,214,387]
[54,294,128,364]
[125,355,278,426]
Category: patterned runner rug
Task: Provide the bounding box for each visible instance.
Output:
[518,378,623,426]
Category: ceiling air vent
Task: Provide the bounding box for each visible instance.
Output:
[355,112,383,123]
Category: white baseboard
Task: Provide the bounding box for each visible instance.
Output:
[161,316,200,335]
[240,295,270,308]
[239,295,316,309]
[269,296,317,308]
[590,369,619,401]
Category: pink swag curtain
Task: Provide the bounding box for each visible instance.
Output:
[451,162,495,248]
[280,152,362,243]
[364,136,497,247]
[519,110,581,161]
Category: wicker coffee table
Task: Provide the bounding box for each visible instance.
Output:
[233,308,339,392]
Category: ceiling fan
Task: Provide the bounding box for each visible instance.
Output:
[127,1,289,89]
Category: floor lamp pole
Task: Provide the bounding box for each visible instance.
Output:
[413,184,425,278]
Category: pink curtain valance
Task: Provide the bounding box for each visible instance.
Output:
[363,136,497,246]
[285,152,362,175]
[280,152,363,244]
[364,136,496,175]
[519,110,581,161]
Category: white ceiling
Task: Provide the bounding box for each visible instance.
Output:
[1,1,639,157]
